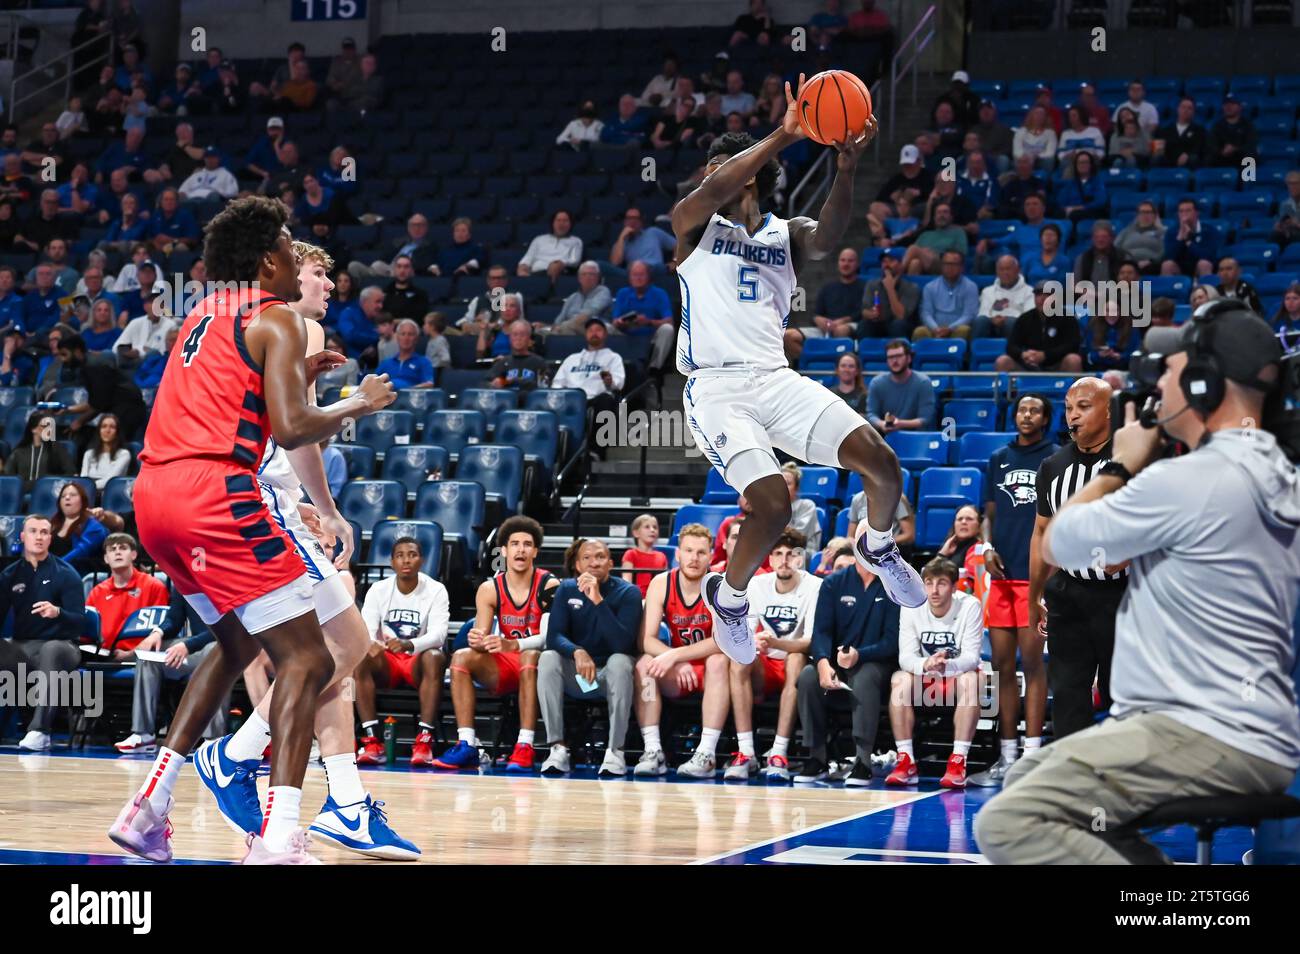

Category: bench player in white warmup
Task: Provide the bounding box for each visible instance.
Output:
[673,77,924,665]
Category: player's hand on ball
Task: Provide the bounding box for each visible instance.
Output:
[357,373,397,412]
[832,116,878,169]
[782,73,808,138]
[304,349,346,384]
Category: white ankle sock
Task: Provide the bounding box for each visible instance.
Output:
[641,725,661,752]
[360,719,378,737]
[517,729,535,746]
[226,711,271,762]
[737,731,755,758]
[896,739,914,759]
[1001,738,1019,762]
[864,523,893,552]
[457,727,477,745]
[138,746,184,805]
[718,578,748,610]
[771,735,789,758]
[322,753,365,806]
[1024,736,1042,750]
[953,740,971,757]
[262,786,303,853]
[698,727,721,757]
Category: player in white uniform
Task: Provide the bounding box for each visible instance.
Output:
[672,77,925,667]
[729,528,821,782]
[887,557,985,790]
[192,242,419,860]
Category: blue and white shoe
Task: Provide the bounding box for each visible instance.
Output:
[853,525,926,608]
[309,794,421,861]
[193,736,266,836]
[702,572,756,664]
[429,740,481,771]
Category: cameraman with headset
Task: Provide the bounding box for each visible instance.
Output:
[976,300,1300,864]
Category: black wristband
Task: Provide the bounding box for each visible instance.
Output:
[1098,460,1134,484]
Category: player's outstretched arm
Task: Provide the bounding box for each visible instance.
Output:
[257,304,396,449]
[789,117,879,264]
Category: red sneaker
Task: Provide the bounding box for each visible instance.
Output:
[885,752,919,786]
[505,742,535,773]
[355,735,384,766]
[261,743,271,762]
[940,752,967,789]
[410,730,434,767]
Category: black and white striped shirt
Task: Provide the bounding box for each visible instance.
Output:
[1035,439,1129,582]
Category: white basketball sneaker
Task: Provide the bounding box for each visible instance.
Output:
[853,524,926,608]
[702,572,756,664]
[634,749,668,777]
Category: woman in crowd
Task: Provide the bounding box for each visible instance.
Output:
[1086,305,1141,371]
[780,462,823,552]
[1189,283,1220,309]
[1013,105,1057,171]
[1114,200,1165,274]
[938,504,983,572]
[1023,222,1069,286]
[80,412,131,490]
[1108,108,1149,168]
[3,411,74,491]
[48,480,108,573]
[1054,150,1108,221]
[831,352,868,415]
[315,330,359,399]
[1272,282,1300,338]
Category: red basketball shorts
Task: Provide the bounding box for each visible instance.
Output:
[760,655,787,698]
[135,460,306,618]
[986,578,1029,629]
[384,649,420,688]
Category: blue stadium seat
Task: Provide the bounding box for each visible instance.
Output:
[1145,168,1191,192]
[858,338,890,362]
[1008,373,1081,397]
[0,476,20,513]
[798,337,854,370]
[842,467,913,506]
[101,476,135,513]
[885,431,951,470]
[915,467,984,549]
[457,388,518,428]
[1149,275,1192,299]
[495,409,560,482]
[0,387,33,411]
[942,399,998,435]
[702,468,738,505]
[342,409,413,458]
[31,476,96,516]
[524,388,587,450]
[1256,273,1300,295]
[969,338,1006,371]
[0,513,23,552]
[334,443,376,480]
[912,338,967,372]
[958,431,1015,468]
[423,409,487,456]
[382,444,450,496]
[669,504,737,545]
[796,466,839,507]
[413,479,485,565]
[456,444,524,512]
[337,480,406,534]
[393,388,448,418]
[950,372,1003,396]
[366,519,442,579]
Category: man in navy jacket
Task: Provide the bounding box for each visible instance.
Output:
[1161,198,1219,278]
[795,553,901,785]
[538,539,642,777]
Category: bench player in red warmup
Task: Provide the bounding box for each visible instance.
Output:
[107,196,396,865]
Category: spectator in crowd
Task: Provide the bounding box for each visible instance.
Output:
[267,139,307,196]
[1055,151,1107,221]
[19,189,77,253]
[720,69,757,120]
[94,168,133,226]
[58,332,147,450]
[609,207,675,273]
[831,351,868,415]
[996,153,1046,220]
[423,217,485,278]
[781,462,823,551]
[867,338,934,431]
[1216,257,1263,314]
[382,255,428,323]
[1112,79,1160,135]
[21,122,68,180]
[421,312,450,369]
[1075,220,1131,284]
[549,260,612,335]
[4,412,73,491]
[112,5,145,60]
[324,37,360,100]
[1189,283,1220,309]
[651,96,706,150]
[729,0,778,46]
[33,323,75,397]
[638,54,680,107]
[621,513,667,597]
[0,154,36,206]
[1076,82,1112,137]
[1148,296,1177,328]
[1209,93,1257,168]
[1,514,88,751]
[71,0,111,84]
[807,248,864,340]
[517,209,583,280]
[179,145,237,200]
[294,171,353,247]
[845,477,915,552]
[937,503,982,574]
[552,319,624,451]
[557,100,604,148]
[793,552,899,783]
[337,53,384,114]
[103,191,147,252]
[22,264,64,334]
[901,203,968,276]
[150,122,204,187]
[85,532,168,658]
[247,40,304,105]
[1023,222,1069,285]
[1085,303,1141,372]
[350,213,432,280]
[0,326,30,387]
[1161,197,1218,277]
[1153,96,1206,168]
[611,260,675,374]
[28,238,80,294]
[485,319,548,391]
[375,319,434,389]
[243,115,287,187]
[860,250,918,339]
[1271,170,1300,247]
[1013,106,1057,170]
[929,100,965,164]
[208,58,244,114]
[933,69,980,127]
[971,100,1013,171]
[1272,283,1300,336]
[82,299,123,353]
[132,326,177,389]
[147,187,200,256]
[956,148,999,218]
[157,63,201,115]
[1057,105,1106,170]
[886,557,984,788]
[95,126,151,184]
[325,269,356,327]
[915,249,977,339]
[316,331,358,398]
[996,283,1084,372]
[57,162,99,216]
[599,94,649,148]
[750,73,785,128]
[456,265,524,339]
[317,437,347,499]
[317,144,356,197]
[537,539,641,776]
[1108,109,1149,169]
[115,280,174,362]
[0,263,23,320]
[807,0,848,48]
[869,144,933,224]
[1115,201,1166,274]
[80,411,130,489]
[44,480,107,573]
[975,254,1034,339]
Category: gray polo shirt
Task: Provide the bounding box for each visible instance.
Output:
[867,370,936,429]
[1048,429,1300,768]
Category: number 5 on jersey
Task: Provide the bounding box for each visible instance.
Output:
[182,314,215,367]
[737,264,759,302]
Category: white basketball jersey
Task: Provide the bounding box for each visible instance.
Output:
[258,437,301,496]
[675,212,797,374]
[745,570,821,660]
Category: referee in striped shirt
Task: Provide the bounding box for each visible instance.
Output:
[1029,377,1128,739]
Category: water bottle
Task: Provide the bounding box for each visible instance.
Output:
[383,715,398,766]
[228,707,245,734]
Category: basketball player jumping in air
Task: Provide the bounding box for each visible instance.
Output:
[673,75,925,664]
[108,197,396,864]
[188,241,419,860]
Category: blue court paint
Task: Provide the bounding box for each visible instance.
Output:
[0,847,231,865]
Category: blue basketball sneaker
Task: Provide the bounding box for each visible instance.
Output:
[429,740,481,770]
[309,794,421,860]
[194,736,266,835]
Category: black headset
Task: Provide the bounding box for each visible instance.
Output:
[1178,299,1233,416]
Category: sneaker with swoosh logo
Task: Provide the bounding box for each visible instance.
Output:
[194,736,265,835]
[308,794,421,860]
[853,526,926,608]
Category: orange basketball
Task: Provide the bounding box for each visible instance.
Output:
[796,70,873,145]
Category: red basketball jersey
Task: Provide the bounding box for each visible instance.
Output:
[662,568,712,648]
[140,287,287,470]
[494,568,553,641]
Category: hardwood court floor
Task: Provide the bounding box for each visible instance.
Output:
[0,750,930,865]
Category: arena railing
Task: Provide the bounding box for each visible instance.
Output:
[6,15,113,123]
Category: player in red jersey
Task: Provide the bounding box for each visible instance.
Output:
[107,196,395,865]
[633,523,733,779]
[431,516,559,772]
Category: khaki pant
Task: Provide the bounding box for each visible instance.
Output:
[973,712,1294,864]
[911,325,971,341]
